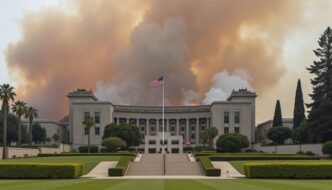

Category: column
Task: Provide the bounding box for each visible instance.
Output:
[176,119,180,135]
[196,118,199,145]
[146,119,150,136]
[186,118,189,142]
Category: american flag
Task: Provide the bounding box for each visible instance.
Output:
[150,75,164,88]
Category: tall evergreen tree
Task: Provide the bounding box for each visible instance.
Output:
[307,27,332,142]
[293,79,306,128]
[272,100,283,127]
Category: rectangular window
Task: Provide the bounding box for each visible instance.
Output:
[224,127,229,134]
[84,127,89,135]
[235,127,240,134]
[141,127,145,131]
[149,140,156,145]
[171,127,175,131]
[84,111,90,118]
[191,126,195,131]
[224,112,229,124]
[95,127,100,135]
[94,112,100,124]
[181,127,185,131]
[191,134,195,139]
[235,111,240,124]
[151,127,155,131]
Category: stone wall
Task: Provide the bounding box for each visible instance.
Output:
[0,144,72,159]
[253,143,324,156]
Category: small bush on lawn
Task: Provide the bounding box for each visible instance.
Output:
[197,156,221,176]
[244,162,332,178]
[322,141,332,157]
[78,145,99,153]
[102,137,127,152]
[0,163,83,179]
[216,133,249,153]
[183,146,193,153]
[108,156,134,176]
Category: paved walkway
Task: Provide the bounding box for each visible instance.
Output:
[84,161,117,178]
[83,155,243,179]
[212,161,245,178]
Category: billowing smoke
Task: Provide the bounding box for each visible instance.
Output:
[203,69,253,104]
[5,0,305,120]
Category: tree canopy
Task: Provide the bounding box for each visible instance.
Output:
[293,79,306,128]
[267,126,292,144]
[272,100,283,127]
[103,123,140,147]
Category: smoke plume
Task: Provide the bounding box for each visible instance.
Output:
[5,0,305,120]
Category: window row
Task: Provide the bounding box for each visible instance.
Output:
[223,127,240,134]
[84,127,100,136]
[224,111,240,124]
[84,111,100,124]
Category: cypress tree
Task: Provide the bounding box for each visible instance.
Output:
[272,100,283,127]
[293,79,305,128]
[307,27,332,142]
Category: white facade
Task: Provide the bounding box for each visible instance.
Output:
[67,88,257,151]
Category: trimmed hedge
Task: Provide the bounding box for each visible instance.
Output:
[108,156,134,176]
[197,156,221,176]
[38,153,136,157]
[0,163,83,179]
[244,162,332,178]
[208,155,320,161]
[195,153,310,157]
[78,145,99,153]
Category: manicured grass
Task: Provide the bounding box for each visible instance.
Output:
[229,160,332,175]
[0,156,119,174]
[0,179,332,190]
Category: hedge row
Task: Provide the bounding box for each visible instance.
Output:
[78,145,99,153]
[244,163,332,178]
[0,163,83,179]
[208,155,320,161]
[38,153,136,157]
[197,156,221,176]
[108,156,134,176]
[195,153,310,157]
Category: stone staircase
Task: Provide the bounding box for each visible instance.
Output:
[126,154,164,175]
[126,154,203,176]
[165,154,203,175]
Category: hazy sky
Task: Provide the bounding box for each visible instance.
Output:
[1,0,332,123]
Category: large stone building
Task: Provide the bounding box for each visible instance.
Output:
[67,88,257,153]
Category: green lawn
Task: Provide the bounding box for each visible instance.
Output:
[0,156,119,174]
[229,160,332,175]
[0,179,331,190]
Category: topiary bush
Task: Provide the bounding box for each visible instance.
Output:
[267,127,292,144]
[102,137,127,152]
[197,156,221,176]
[322,141,332,157]
[244,162,332,178]
[216,133,249,153]
[78,145,99,153]
[108,156,133,176]
[0,163,83,179]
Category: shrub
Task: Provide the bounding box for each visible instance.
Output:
[208,155,320,161]
[0,163,83,179]
[197,156,221,176]
[103,123,140,147]
[102,137,127,152]
[267,127,292,144]
[322,141,332,157]
[183,146,193,153]
[108,156,133,176]
[305,151,315,156]
[78,145,99,153]
[244,162,332,178]
[216,133,249,153]
[38,153,135,157]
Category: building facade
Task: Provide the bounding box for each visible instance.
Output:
[255,118,293,144]
[67,88,257,152]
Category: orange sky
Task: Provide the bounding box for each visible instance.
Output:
[3,0,332,123]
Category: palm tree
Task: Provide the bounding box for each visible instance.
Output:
[82,115,95,153]
[207,127,218,148]
[11,101,27,146]
[200,131,209,147]
[0,84,16,159]
[25,106,38,147]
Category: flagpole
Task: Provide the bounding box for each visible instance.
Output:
[162,73,165,149]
